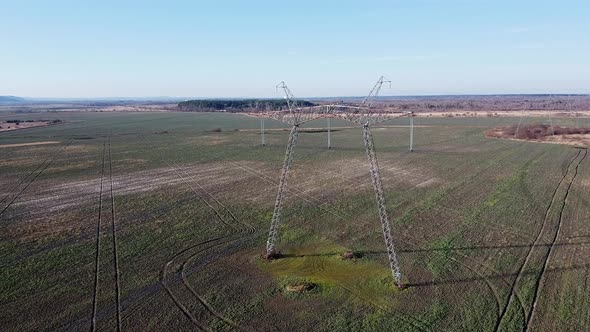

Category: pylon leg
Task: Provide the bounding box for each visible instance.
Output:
[362,124,403,287]
[265,125,299,257]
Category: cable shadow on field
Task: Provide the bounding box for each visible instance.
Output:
[360,239,590,255]
[277,239,590,261]
[404,263,590,288]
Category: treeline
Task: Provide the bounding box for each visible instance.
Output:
[374,95,590,112]
[177,99,316,112]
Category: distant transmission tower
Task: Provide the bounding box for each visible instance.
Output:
[263,77,409,288]
[260,118,266,146]
[327,117,331,149]
[409,111,414,152]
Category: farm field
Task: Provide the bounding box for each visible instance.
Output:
[1,111,589,331]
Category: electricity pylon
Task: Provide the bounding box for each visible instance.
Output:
[354,76,403,287]
[263,77,406,288]
[409,111,414,152]
[260,118,265,146]
[265,82,328,257]
[362,124,402,286]
[327,117,332,149]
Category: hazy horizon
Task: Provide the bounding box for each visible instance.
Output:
[3,93,590,102]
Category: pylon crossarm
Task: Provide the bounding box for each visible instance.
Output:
[262,106,330,126]
[362,125,403,287]
[349,112,412,126]
[266,125,299,256]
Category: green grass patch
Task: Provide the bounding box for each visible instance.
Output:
[257,241,399,308]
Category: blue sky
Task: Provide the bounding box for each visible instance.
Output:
[1,0,589,98]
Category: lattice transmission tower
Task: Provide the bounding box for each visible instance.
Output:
[263,77,409,288]
[264,82,329,258]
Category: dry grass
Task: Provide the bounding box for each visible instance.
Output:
[486,124,590,147]
[0,121,50,133]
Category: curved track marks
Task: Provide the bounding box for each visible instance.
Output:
[524,148,587,331]
[142,136,254,331]
[495,148,586,331]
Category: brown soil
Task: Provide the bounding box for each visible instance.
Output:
[342,250,355,260]
[285,282,315,293]
[486,125,590,147]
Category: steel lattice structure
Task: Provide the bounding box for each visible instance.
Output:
[264,77,409,287]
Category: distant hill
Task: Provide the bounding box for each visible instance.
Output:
[0,96,26,104]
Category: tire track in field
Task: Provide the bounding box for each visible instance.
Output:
[171,159,255,329]
[140,136,253,331]
[386,144,546,327]
[495,149,584,332]
[0,139,72,219]
[160,236,239,332]
[0,141,68,205]
[90,142,106,332]
[158,195,250,331]
[108,137,123,332]
[524,148,587,331]
[174,162,255,233]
